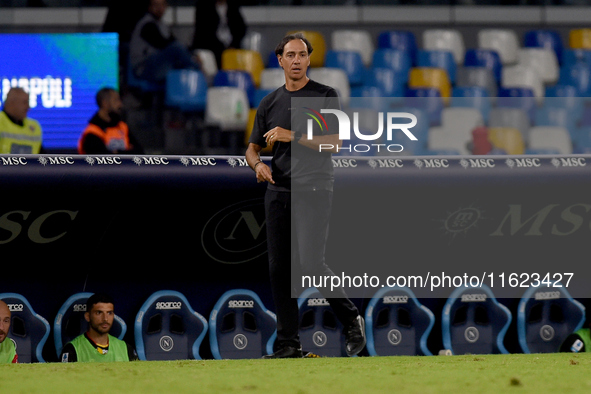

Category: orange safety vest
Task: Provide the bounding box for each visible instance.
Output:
[78,121,131,154]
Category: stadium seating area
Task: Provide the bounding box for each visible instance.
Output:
[1,283,584,361]
[176,27,591,156]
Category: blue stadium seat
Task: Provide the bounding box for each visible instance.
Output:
[325,50,366,86]
[417,50,456,83]
[126,56,165,93]
[559,62,591,97]
[572,127,591,153]
[545,84,584,124]
[451,86,491,123]
[377,30,417,65]
[209,289,276,359]
[534,106,577,140]
[517,284,585,354]
[53,292,127,358]
[463,48,502,83]
[363,67,405,98]
[365,287,434,356]
[267,51,280,68]
[213,70,256,106]
[497,87,537,123]
[252,88,274,108]
[297,288,347,357]
[134,290,208,361]
[524,29,564,65]
[165,69,208,112]
[0,293,50,363]
[562,48,591,68]
[372,48,412,83]
[404,88,443,126]
[442,285,511,355]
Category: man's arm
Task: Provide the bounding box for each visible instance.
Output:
[246,142,274,184]
[263,126,342,154]
[60,343,78,362]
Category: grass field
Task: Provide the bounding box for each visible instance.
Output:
[1,353,590,393]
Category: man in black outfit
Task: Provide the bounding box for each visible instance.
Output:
[245,33,366,359]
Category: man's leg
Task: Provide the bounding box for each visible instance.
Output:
[292,190,366,356]
[263,189,302,358]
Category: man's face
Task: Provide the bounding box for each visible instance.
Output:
[278,39,311,82]
[0,302,11,344]
[149,0,168,20]
[105,91,123,116]
[85,302,114,336]
[4,90,30,122]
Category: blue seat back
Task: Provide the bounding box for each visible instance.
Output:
[377,30,417,64]
[325,50,365,86]
[297,288,346,357]
[451,86,491,122]
[363,67,405,98]
[0,293,50,363]
[517,284,585,354]
[417,49,456,83]
[134,290,208,361]
[524,29,563,65]
[372,48,412,83]
[463,49,502,83]
[404,88,443,126]
[209,289,276,359]
[213,70,255,105]
[365,287,434,356]
[165,69,208,112]
[442,285,511,355]
[498,87,537,122]
[562,49,591,68]
[54,292,127,358]
[559,62,591,97]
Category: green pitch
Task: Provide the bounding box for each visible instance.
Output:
[1,353,590,393]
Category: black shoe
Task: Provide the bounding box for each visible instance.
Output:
[345,315,366,357]
[262,346,303,359]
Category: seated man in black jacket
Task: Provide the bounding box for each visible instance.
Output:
[129,0,200,84]
[78,87,143,155]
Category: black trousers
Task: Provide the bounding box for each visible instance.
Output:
[265,188,359,349]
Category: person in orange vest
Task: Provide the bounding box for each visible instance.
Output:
[78,87,143,154]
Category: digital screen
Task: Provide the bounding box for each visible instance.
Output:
[0,33,119,150]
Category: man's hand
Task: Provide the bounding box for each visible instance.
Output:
[264,127,292,146]
[254,161,274,184]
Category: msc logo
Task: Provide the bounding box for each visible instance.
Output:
[201,199,266,264]
[332,159,357,168]
[368,159,404,169]
[460,158,495,169]
[461,294,487,302]
[133,156,169,166]
[156,302,182,310]
[506,158,541,168]
[0,210,78,244]
[228,300,254,308]
[38,156,75,166]
[1,157,27,166]
[180,157,217,166]
[552,157,586,168]
[414,158,449,169]
[85,156,122,165]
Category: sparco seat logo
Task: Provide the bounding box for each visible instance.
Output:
[201,199,266,264]
[156,302,182,310]
[228,300,254,308]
